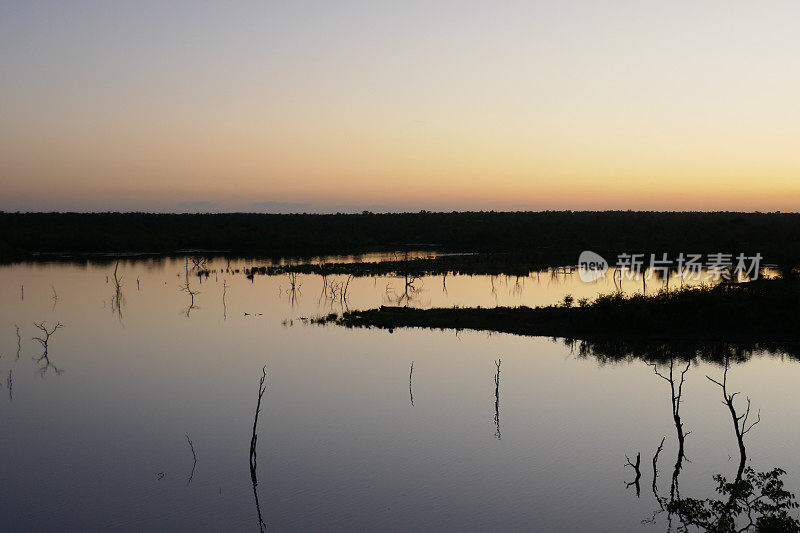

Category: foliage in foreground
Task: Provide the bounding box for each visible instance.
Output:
[667,468,800,532]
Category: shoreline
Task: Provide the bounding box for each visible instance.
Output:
[314,278,800,360]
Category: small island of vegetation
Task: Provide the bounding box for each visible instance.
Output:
[315,276,800,361]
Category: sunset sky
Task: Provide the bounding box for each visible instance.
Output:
[2,1,800,213]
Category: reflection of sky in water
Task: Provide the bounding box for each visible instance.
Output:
[0,257,797,531]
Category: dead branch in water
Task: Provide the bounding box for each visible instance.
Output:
[185,434,197,486]
[110,260,124,322]
[190,256,208,271]
[222,280,228,320]
[650,359,691,470]
[625,452,642,497]
[493,359,501,440]
[32,321,64,377]
[707,355,760,481]
[286,272,301,307]
[409,361,414,407]
[15,325,21,359]
[180,258,200,317]
[652,436,666,501]
[250,365,268,532]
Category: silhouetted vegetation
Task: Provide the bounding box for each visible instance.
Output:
[250,365,268,533]
[243,254,560,278]
[493,359,502,440]
[32,321,64,377]
[4,212,800,270]
[317,278,800,361]
[668,467,800,532]
[638,358,800,532]
[185,434,197,487]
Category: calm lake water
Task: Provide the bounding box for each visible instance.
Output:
[0,255,797,531]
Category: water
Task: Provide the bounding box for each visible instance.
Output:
[0,256,797,531]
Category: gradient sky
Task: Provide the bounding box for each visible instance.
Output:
[2,1,800,213]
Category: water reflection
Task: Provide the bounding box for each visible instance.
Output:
[32,321,64,377]
[185,434,198,487]
[625,452,642,497]
[110,261,125,323]
[667,467,799,532]
[650,360,691,472]
[409,361,414,407]
[572,338,800,365]
[493,359,502,440]
[623,350,800,531]
[281,272,301,308]
[222,280,228,320]
[385,274,420,307]
[706,356,761,482]
[249,365,268,533]
[0,255,796,531]
[180,258,200,317]
[14,324,21,359]
[50,285,58,310]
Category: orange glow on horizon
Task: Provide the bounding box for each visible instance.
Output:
[2,2,800,212]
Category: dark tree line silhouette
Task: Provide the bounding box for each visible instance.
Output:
[5,212,800,272]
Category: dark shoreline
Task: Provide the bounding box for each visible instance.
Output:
[315,278,800,361]
[4,211,800,269]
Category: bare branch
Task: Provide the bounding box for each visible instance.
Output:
[250,365,268,532]
[409,361,414,407]
[185,434,197,486]
[625,451,642,497]
[15,325,21,359]
[31,321,64,377]
[493,359,501,440]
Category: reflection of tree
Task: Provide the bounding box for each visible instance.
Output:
[110,260,124,322]
[386,274,420,307]
[32,321,64,377]
[707,356,760,482]
[493,359,501,440]
[318,272,329,305]
[633,355,800,532]
[180,258,199,317]
[185,434,197,486]
[625,452,642,497]
[666,467,799,532]
[573,339,772,367]
[15,325,21,359]
[643,358,690,528]
[250,365,267,533]
[409,361,414,407]
[510,275,525,297]
[322,275,352,311]
[650,359,692,472]
[282,272,301,307]
[652,436,666,503]
[222,280,228,320]
[190,256,208,271]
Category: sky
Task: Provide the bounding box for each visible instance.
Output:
[2,1,800,213]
